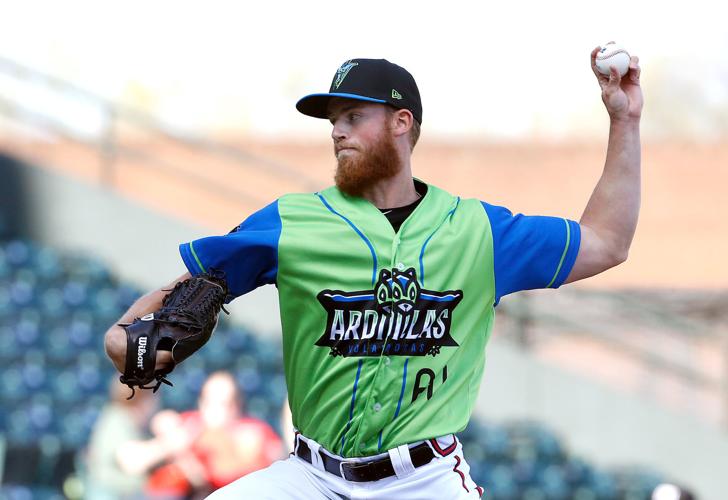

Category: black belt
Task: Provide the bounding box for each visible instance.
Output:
[295,438,436,482]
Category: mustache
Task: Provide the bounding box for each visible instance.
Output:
[334,143,360,154]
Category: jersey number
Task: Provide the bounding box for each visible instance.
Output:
[411,366,448,403]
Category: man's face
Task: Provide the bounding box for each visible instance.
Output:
[327,99,402,197]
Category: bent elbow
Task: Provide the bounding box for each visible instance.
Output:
[610,247,629,267]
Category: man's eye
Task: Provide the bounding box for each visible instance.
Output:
[348,114,360,122]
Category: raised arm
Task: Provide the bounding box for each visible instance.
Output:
[564,46,643,284]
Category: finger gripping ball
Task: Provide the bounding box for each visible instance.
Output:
[596,42,630,77]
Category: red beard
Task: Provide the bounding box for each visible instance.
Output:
[334,128,402,197]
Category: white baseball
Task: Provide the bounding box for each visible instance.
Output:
[595,42,631,77]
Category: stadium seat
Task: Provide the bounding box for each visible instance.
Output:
[0,287,12,317]
[586,470,618,499]
[14,350,48,392]
[91,286,124,317]
[483,425,512,462]
[0,325,22,362]
[0,365,26,405]
[201,331,236,367]
[29,398,60,437]
[563,456,594,487]
[58,409,89,448]
[487,464,518,500]
[49,368,84,405]
[235,365,262,395]
[162,381,199,411]
[61,280,87,308]
[571,486,599,500]
[245,394,274,423]
[33,247,64,284]
[256,340,284,370]
[75,364,104,393]
[535,427,566,463]
[6,408,36,446]
[37,287,70,319]
[115,283,142,309]
[223,326,256,351]
[0,484,65,500]
[14,313,42,347]
[44,327,77,366]
[64,255,111,285]
[8,277,35,307]
[538,464,570,500]
[0,247,11,281]
[3,240,33,268]
[0,484,35,500]
[511,458,539,488]
[179,364,210,394]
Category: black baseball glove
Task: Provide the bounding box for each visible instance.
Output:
[119,273,229,398]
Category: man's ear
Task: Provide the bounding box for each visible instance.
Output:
[390,109,414,138]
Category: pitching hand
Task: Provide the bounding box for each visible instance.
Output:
[591,45,643,121]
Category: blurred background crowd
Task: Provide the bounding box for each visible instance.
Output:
[86,371,286,499]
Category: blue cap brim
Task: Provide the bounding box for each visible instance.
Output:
[296,93,387,119]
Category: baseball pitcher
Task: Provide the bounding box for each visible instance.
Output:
[104,48,643,499]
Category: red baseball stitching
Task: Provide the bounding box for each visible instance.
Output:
[452,455,469,492]
[596,49,629,61]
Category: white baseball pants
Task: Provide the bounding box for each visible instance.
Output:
[206,434,484,500]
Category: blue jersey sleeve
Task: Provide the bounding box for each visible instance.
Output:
[481,202,581,305]
[179,200,282,300]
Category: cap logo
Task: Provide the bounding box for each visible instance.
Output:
[391,89,403,100]
[334,61,359,89]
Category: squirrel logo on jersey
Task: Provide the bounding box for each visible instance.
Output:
[376,268,418,314]
[316,267,463,357]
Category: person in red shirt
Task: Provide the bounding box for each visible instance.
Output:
[146,371,285,498]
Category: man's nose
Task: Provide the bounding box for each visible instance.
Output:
[331,120,348,142]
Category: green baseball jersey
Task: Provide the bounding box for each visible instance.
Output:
[180,180,580,458]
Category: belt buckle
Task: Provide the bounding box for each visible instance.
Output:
[340,460,368,481]
[339,460,351,480]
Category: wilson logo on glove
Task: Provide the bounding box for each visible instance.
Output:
[136,336,148,369]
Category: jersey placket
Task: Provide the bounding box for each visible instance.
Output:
[321,187,439,457]
[358,195,462,454]
[354,224,413,455]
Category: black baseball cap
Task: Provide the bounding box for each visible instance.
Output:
[296,58,423,124]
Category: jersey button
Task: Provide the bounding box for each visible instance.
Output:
[397,262,405,270]
[373,403,382,412]
[384,357,391,366]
